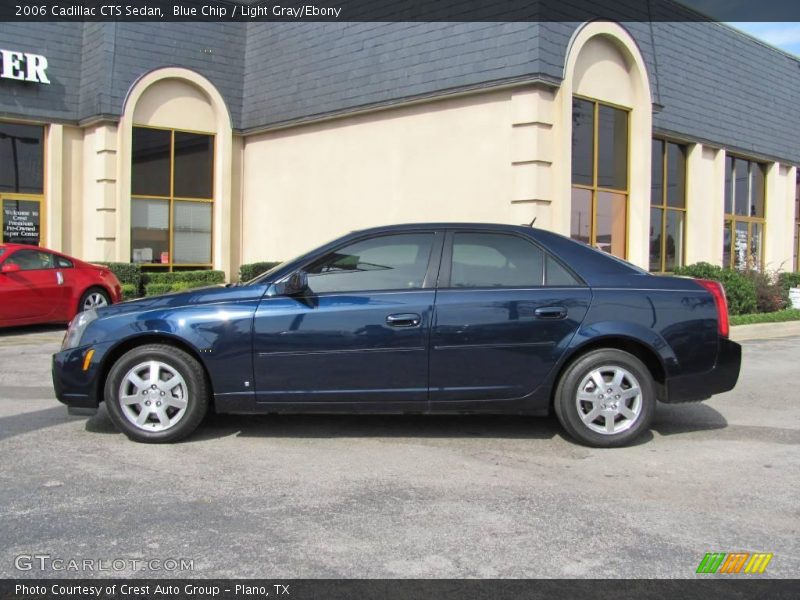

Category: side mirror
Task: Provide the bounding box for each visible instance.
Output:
[277,271,309,296]
[1,263,21,274]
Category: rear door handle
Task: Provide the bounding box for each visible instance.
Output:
[386,313,422,328]
[534,306,567,320]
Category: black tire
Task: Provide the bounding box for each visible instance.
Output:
[78,287,111,313]
[104,344,209,443]
[554,349,656,448]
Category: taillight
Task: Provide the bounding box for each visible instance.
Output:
[695,279,729,338]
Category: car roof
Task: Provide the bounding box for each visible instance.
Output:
[351,222,535,235]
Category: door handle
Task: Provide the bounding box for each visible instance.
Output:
[534,306,567,320]
[56,271,64,286]
[386,313,422,328]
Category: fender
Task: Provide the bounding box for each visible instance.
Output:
[568,320,676,373]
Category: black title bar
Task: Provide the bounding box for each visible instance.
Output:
[3,579,800,600]
[3,0,800,22]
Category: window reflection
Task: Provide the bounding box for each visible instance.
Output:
[570,98,629,259]
[130,126,215,270]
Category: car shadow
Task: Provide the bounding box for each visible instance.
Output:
[652,401,728,436]
[82,402,730,444]
[0,323,66,337]
[191,412,564,442]
[0,406,73,442]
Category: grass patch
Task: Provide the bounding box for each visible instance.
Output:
[730,309,800,326]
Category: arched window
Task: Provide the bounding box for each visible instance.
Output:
[570,96,629,259]
[131,126,214,270]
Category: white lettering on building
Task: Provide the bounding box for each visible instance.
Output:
[0,49,50,84]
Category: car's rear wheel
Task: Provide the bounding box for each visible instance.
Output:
[554,349,656,447]
[79,287,110,312]
[104,344,209,443]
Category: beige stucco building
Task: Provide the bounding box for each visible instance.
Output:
[2,19,799,278]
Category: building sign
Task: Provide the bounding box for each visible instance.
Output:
[2,199,40,245]
[0,49,50,84]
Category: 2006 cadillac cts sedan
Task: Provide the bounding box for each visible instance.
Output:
[53,223,741,447]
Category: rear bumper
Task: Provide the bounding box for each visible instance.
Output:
[664,337,742,403]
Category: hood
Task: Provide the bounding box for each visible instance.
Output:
[95,284,268,319]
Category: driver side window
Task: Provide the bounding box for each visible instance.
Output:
[305,233,435,294]
[6,249,54,271]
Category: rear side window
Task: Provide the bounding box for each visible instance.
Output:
[449,233,582,288]
[305,233,434,293]
[6,249,53,271]
[545,255,581,286]
[450,233,544,288]
[55,256,73,268]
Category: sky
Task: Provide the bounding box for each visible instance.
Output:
[728,22,800,58]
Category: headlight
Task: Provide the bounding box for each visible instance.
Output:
[62,309,98,350]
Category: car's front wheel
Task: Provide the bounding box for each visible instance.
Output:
[104,344,209,443]
[554,349,656,447]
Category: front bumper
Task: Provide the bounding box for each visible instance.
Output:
[664,337,742,403]
[52,342,112,413]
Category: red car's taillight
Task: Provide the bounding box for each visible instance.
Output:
[695,279,729,338]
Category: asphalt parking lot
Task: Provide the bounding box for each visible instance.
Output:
[0,326,797,579]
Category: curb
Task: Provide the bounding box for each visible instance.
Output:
[730,320,800,342]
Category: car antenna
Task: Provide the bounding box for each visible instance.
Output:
[527,217,537,227]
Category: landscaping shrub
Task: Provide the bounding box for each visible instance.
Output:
[120,284,139,301]
[239,261,281,282]
[143,281,211,297]
[778,271,800,292]
[673,263,758,315]
[144,270,225,285]
[93,262,143,292]
[743,269,788,314]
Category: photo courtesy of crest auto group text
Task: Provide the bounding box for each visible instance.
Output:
[0,0,798,598]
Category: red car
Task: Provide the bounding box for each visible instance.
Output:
[0,244,122,328]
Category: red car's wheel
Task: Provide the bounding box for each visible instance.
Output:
[78,287,110,312]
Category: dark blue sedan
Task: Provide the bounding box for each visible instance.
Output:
[53,223,741,447]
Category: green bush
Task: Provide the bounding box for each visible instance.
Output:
[673,263,758,315]
[144,270,225,285]
[93,262,143,291]
[120,284,139,301]
[730,309,800,326]
[778,272,800,292]
[239,261,281,282]
[144,280,217,297]
[743,269,788,314]
[144,283,178,297]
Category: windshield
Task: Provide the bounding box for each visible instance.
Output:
[0,247,5,258]
[244,233,347,285]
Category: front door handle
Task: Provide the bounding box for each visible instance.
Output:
[534,306,567,320]
[56,271,64,286]
[386,313,421,328]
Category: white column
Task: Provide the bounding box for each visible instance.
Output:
[45,124,63,250]
[509,87,555,230]
[685,144,725,266]
[764,163,796,271]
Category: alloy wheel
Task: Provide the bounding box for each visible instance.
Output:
[83,292,108,310]
[575,365,643,435]
[118,361,189,432]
